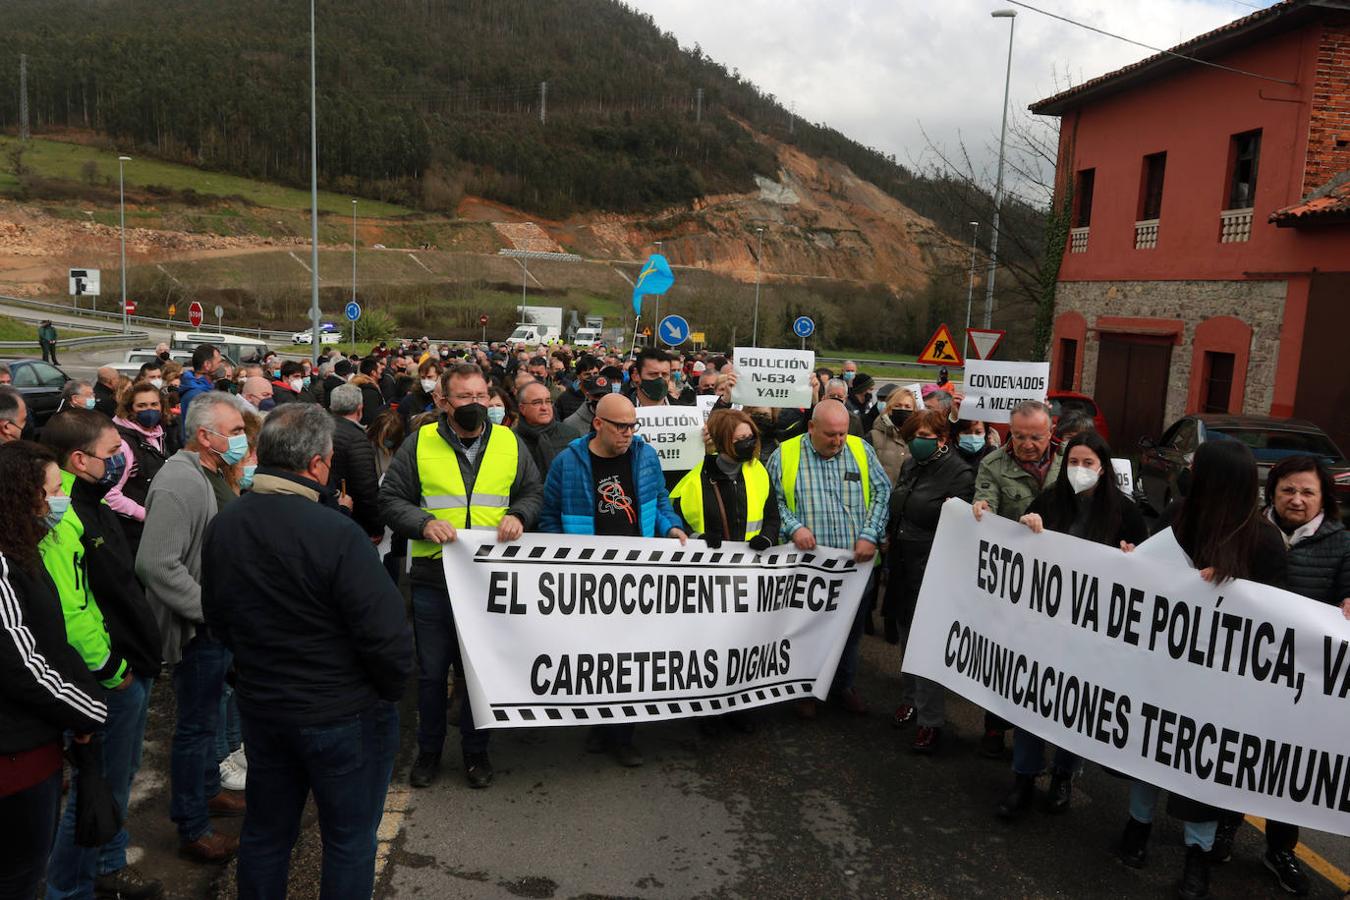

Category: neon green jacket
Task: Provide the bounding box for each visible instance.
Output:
[39,471,127,689]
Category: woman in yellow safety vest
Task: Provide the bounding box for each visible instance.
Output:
[670,409,780,553]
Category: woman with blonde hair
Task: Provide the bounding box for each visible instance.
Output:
[870,386,917,484]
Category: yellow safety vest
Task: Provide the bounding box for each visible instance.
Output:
[778,434,871,514]
[670,459,770,540]
[411,422,518,558]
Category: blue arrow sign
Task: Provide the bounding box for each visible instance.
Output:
[658,314,690,346]
[344,301,362,322]
[793,316,815,338]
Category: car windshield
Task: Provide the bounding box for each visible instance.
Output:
[1206,427,1345,464]
[1049,397,1097,418]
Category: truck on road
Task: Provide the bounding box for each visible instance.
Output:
[508,305,564,344]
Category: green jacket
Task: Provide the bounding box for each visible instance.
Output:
[39,471,127,689]
[973,445,1063,521]
[38,323,57,344]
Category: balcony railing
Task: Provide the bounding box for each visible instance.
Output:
[1134,219,1159,250]
[1069,226,1089,254]
[1219,208,1254,243]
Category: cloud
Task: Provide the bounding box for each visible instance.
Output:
[624,0,1278,199]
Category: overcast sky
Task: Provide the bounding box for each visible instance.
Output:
[624,0,1280,202]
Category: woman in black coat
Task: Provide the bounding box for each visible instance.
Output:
[887,409,975,754]
[0,442,108,899]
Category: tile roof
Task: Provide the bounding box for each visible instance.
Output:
[1270,170,1350,226]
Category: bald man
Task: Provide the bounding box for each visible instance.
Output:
[539,392,686,766]
[240,377,275,413]
[766,399,891,717]
[93,366,120,417]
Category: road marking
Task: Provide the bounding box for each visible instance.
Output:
[1246,815,1350,891]
[287,251,312,273]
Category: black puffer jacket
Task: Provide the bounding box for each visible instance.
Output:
[887,448,975,622]
[1280,513,1350,606]
[328,414,382,540]
[514,419,581,477]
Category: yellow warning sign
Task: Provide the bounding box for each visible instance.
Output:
[917,323,964,366]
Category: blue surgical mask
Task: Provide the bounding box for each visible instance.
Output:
[135,409,162,429]
[43,494,70,529]
[487,406,507,425]
[96,452,126,488]
[958,434,985,454]
[209,430,249,466]
[240,464,257,490]
[302,376,312,388]
[82,396,96,410]
[259,398,277,412]
[842,371,855,383]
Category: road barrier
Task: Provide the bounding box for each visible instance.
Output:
[0,295,294,342]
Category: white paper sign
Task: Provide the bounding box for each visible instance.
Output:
[636,406,704,472]
[696,394,717,422]
[904,500,1350,837]
[444,533,872,729]
[961,360,1050,424]
[1111,458,1134,493]
[731,347,814,409]
[905,383,924,408]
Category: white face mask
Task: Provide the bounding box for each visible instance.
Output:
[420,378,438,393]
[289,377,304,392]
[1067,465,1100,494]
[149,378,164,389]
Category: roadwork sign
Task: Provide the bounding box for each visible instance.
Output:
[917,324,963,366]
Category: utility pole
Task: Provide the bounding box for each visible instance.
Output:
[118,156,131,334]
[539,81,547,125]
[695,88,703,123]
[962,221,980,357]
[984,10,1018,329]
[351,198,357,348]
[788,101,795,136]
[752,226,764,347]
[308,0,321,367]
[19,54,30,141]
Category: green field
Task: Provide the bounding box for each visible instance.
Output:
[0,315,38,342]
[0,136,411,217]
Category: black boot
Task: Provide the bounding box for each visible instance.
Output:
[1042,771,1072,814]
[996,774,1035,820]
[1178,844,1211,900]
[1208,814,1240,863]
[1118,817,1152,869]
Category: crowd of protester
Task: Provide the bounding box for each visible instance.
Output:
[0,334,1346,900]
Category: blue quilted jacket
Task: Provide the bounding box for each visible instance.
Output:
[539,434,679,537]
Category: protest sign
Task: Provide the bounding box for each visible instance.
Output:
[731,347,814,408]
[904,383,923,408]
[696,393,717,422]
[904,500,1350,836]
[1111,458,1134,493]
[636,406,703,472]
[960,360,1050,424]
[443,533,871,730]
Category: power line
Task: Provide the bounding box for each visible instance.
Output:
[1007,0,1298,87]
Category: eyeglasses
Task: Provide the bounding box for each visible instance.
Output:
[1010,432,1049,443]
[520,398,553,407]
[599,417,639,433]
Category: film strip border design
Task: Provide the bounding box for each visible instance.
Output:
[473,543,858,573]
[489,678,816,724]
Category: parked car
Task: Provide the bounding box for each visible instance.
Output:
[111,347,194,379]
[292,323,340,345]
[1138,414,1350,520]
[7,358,71,426]
[1046,390,1111,442]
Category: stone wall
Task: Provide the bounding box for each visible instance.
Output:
[1055,279,1289,423]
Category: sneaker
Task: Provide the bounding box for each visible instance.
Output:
[1263,849,1310,896]
[614,742,644,768]
[979,729,1006,759]
[464,752,493,789]
[94,865,163,899]
[1208,817,1239,864]
[409,751,441,788]
[911,725,941,754]
[1118,817,1152,869]
[1178,844,1211,900]
[218,757,246,792]
[892,704,916,728]
[1042,772,1072,814]
[226,746,247,773]
[995,774,1035,820]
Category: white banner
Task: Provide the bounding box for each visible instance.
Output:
[635,406,703,472]
[1111,458,1134,493]
[696,393,718,421]
[444,533,870,729]
[904,500,1350,836]
[904,383,924,408]
[731,347,814,408]
[961,360,1050,424]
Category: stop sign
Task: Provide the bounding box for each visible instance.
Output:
[188,301,204,328]
[479,314,489,326]
[124,300,136,314]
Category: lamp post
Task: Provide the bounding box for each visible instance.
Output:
[752,226,764,347]
[118,155,131,332]
[307,0,322,366]
[984,9,1017,329]
[652,240,663,331]
[963,221,979,357]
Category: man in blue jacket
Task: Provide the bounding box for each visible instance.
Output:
[539,392,686,766]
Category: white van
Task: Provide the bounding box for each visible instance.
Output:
[171,331,271,364]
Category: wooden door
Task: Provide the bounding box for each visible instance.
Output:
[1094,334,1172,453]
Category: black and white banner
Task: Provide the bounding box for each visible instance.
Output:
[904,499,1350,837]
[443,534,870,729]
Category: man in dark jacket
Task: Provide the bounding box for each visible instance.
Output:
[554,355,598,422]
[358,357,389,423]
[379,363,543,790]
[513,380,579,476]
[322,359,351,409]
[270,361,305,406]
[202,403,412,900]
[327,384,382,541]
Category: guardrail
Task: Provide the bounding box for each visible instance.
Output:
[0,329,152,354]
[0,295,294,342]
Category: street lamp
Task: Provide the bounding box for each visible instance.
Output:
[118,155,131,332]
[963,221,979,356]
[307,0,322,366]
[351,199,358,348]
[752,226,764,347]
[984,8,1017,329]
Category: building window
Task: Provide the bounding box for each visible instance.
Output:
[1202,351,1236,413]
[1227,130,1261,210]
[1139,152,1166,221]
[1058,338,1078,391]
[1074,169,1095,227]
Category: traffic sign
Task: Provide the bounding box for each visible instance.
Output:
[658,314,690,346]
[168,304,177,318]
[124,300,136,315]
[966,328,1006,360]
[345,301,362,322]
[188,301,204,328]
[69,268,100,296]
[792,316,815,338]
[214,305,225,321]
[917,323,963,366]
[479,314,489,327]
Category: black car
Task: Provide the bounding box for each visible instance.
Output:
[1138,414,1350,520]
[6,358,71,426]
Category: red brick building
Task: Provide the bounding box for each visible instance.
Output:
[1032,0,1350,453]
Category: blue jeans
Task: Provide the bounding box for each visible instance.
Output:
[831,569,875,695]
[1012,729,1078,778]
[171,633,232,842]
[1128,781,1218,850]
[46,676,154,898]
[236,702,399,900]
[0,770,62,900]
[217,684,242,762]
[411,585,486,756]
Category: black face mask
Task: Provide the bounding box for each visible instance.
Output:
[452,403,487,431]
[639,378,667,401]
[732,437,757,461]
[889,408,912,429]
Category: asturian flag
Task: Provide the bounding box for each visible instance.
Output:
[631,254,675,316]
